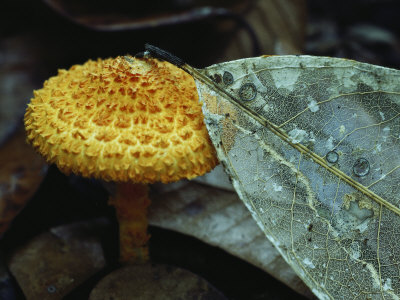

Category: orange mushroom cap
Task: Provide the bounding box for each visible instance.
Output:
[24,56,218,183]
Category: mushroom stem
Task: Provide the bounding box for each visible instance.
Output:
[109,182,151,263]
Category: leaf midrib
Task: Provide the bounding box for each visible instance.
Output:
[184,63,400,217]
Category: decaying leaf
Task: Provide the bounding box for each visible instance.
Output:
[177,56,400,299]
[89,264,226,300]
[220,0,306,60]
[42,0,251,31]
[149,180,315,298]
[0,129,47,236]
[8,219,107,300]
[0,36,43,145]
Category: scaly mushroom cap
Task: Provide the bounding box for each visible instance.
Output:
[24,56,218,183]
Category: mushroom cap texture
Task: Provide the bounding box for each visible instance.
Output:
[24,56,218,183]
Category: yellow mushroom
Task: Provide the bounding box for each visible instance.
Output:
[24,56,218,263]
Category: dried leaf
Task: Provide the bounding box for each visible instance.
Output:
[220,0,306,60]
[89,264,226,300]
[0,36,42,145]
[42,0,251,31]
[149,181,315,299]
[0,129,47,235]
[193,165,234,190]
[186,56,400,299]
[8,219,108,299]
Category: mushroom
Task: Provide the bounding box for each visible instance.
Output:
[24,56,218,262]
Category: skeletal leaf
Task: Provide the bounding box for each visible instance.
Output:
[182,56,400,299]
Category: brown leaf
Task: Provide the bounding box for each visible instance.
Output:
[0,36,43,145]
[42,0,252,31]
[0,129,47,235]
[8,219,107,300]
[149,181,316,299]
[89,264,226,300]
[220,0,306,60]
